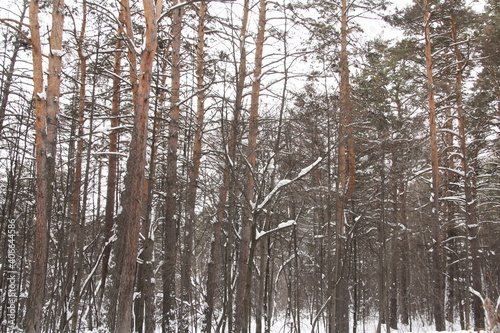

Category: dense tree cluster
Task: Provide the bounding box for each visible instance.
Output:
[0,0,499,332]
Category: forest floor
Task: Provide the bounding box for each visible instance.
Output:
[259,316,486,333]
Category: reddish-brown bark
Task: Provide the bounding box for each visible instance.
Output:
[423,0,445,330]
[330,0,354,331]
[112,0,160,331]
[25,0,64,331]
[234,1,267,332]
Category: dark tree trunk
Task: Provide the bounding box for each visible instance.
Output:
[181,1,206,331]
[162,1,182,332]
[99,5,123,313]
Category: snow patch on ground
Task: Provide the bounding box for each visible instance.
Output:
[85,315,486,333]
[254,315,485,333]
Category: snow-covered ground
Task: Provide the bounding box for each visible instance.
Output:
[86,315,487,332]
[262,316,486,333]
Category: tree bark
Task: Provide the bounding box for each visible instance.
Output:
[134,41,169,333]
[422,0,445,330]
[395,88,410,327]
[71,11,102,332]
[330,0,354,331]
[205,1,250,331]
[59,16,87,328]
[443,100,457,326]
[450,14,484,330]
[107,0,136,327]
[25,0,64,331]
[66,3,88,331]
[198,1,218,331]
[162,1,182,332]
[181,2,206,331]
[112,0,160,332]
[99,4,123,313]
[234,1,267,332]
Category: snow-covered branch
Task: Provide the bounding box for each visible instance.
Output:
[469,287,484,303]
[254,157,322,212]
[255,220,296,241]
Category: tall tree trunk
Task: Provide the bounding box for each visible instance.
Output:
[107,0,139,328]
[199,0,220,331]
[71,13,101,332]
[162,1,182,332]
[255,234,268,333]
[59,2,88,330]
[444,101,457,326]
[60,28,86,333]
[226,1,250,330]
[134,45,169,333]
[25,0,64,331]
[376,150,388,333]
[331,0,354,331]
[181,2,206,331]
[450,14,484,330]
[256,3,288,331]
[205,1,250,331]
[134,179,152,333]
[389,237,398,330]
[389,153,401,331]
[234,1,267,332]
[99,5,123,314]
[112,0,160,332]
[400,186,410,327]
[422,0,445,330]
[395,88,410,327]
